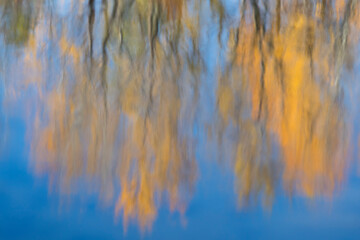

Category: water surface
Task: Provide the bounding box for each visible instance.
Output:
[0,0,360,239]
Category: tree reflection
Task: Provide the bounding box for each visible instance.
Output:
[1,0,359,232]
[0,0,39,46]
[21,0,199,231]
[216,0,359,204]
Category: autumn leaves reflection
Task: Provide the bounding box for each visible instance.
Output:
[1,0,359,231]
[26,0,198,230]
[219,0,359,204]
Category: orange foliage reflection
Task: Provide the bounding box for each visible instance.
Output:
[217,0,359,204]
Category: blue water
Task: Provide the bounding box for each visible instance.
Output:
[1,0,360,239]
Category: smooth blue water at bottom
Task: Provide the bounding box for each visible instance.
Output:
[0,109,359,240]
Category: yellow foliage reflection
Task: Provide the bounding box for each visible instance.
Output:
[217,0,359,204]
[21,0,198,231]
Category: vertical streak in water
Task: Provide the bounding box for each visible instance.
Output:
[89,0,95,59]
[250,0,266,121]
[101,0,109,117]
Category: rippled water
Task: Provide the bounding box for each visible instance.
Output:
[0,0,360,239]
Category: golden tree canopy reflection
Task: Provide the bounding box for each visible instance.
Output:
[217,0,359,203]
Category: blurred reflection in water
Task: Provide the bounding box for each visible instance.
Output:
[216,0,360,206]
[0,0,359,232]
